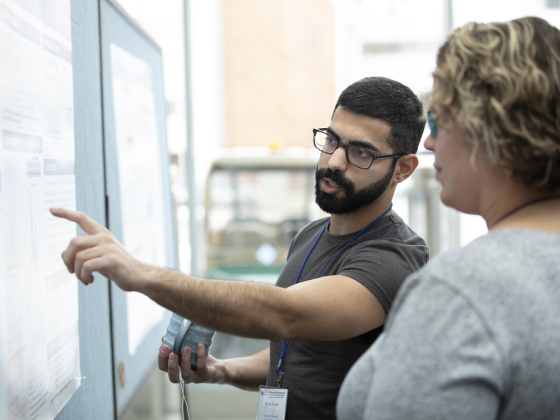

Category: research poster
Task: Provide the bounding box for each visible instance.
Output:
[0,1,80,419]
[110,44,167,355]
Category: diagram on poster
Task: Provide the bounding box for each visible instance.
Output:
[110,44,167,355]
[0,1,80,419]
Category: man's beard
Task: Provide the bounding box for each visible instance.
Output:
[315,165,394,215]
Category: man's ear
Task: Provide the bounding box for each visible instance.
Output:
[393,154,419,184]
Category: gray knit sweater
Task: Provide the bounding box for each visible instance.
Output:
[337,229,560,420]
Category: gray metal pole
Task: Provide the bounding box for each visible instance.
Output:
[443,0,453,36]
[183,0,201,276]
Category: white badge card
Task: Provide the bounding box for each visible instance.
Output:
[257,386,288,420]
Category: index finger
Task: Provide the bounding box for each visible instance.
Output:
[50,207,106,235]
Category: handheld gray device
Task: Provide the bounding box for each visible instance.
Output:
[161,313,215,370]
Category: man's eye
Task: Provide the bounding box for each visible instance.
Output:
[355,147,369,157]
[325,136,337,145]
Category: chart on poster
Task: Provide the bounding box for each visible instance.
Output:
[110,43,167,355]
[0,1,80,419]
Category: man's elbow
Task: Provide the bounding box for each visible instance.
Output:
[266,315,299,342]
[263,288,304,342]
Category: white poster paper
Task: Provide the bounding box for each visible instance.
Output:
[0,1,80,419]
[110,44,167,355]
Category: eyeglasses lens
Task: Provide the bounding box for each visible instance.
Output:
[315,131,337,153]
[427,112,437,139]
[314,131,372,169]
[347,146,374,168]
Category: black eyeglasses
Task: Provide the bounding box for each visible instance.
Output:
[427,110,437,139]
[313,128,404,170]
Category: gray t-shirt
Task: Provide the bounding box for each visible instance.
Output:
[266,213,429,420]
[337,228,560,420]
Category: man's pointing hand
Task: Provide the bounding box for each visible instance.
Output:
[50,207,146,292]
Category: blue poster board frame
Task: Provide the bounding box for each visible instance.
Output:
[100,0,178,414]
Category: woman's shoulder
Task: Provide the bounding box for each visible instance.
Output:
[420,228,560,278]
[400,228,560,317]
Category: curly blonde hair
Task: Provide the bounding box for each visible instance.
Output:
[432,16,560,192]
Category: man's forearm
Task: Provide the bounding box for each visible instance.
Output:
[53,207,386,343]
[138,264,293,341]
[221,348,270,391]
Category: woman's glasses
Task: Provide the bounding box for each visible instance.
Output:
[427,110,437,139]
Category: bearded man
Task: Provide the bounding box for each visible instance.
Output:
[52,77,429,420]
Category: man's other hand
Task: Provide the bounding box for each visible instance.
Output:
[159,338,226,385]
[50,207,146,292]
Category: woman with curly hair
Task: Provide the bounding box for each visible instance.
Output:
[337,16,560,420]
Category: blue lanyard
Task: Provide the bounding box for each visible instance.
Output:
[275,203,393,383]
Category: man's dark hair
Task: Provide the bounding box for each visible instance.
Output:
[334,77,425,155]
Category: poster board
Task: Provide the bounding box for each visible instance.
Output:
[0,1,82,418]
[100,0,178,413]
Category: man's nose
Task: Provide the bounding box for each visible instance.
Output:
[328,146,348,172]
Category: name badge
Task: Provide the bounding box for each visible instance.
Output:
[257,386,288,420]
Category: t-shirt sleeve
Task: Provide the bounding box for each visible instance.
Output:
[361,274,505,420]
[337,240,427,312]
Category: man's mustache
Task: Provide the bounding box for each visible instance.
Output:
[316,168,355,194]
